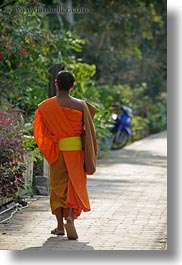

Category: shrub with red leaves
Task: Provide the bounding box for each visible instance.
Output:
[21,48,27,56]
[0,110,26,198]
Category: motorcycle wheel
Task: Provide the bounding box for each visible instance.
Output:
[111,130,129,150]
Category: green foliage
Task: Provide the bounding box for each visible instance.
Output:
[20,183,34,198]
[0,2,49,116]
[0,0,167,161]
[94,82,167,143]
[54,31,87,59]
[131,116,149,141]
[67,62,96,99]
[147,97,167,133]
[94,106,113,140]
[22,136,43,162]
[21,122,44,162]
[73,0,166,96]
[0,1,96,122]
[22,136,36,151]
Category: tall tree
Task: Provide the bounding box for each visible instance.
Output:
[71,0,166,96]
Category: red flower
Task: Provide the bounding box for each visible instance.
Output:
[0,53,4,59]
[21,48,27,56]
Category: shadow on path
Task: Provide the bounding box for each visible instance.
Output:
[98,149,167,168]
[19,236,94,253]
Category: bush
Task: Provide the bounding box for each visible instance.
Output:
[147,97,167,133]
[131,116,149,141]
[93,83,167,144]
[0,109,26,198]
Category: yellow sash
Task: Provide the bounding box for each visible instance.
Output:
[58,136,82,151]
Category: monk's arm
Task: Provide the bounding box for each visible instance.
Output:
[33,109,59,164]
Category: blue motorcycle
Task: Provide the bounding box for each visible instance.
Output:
[111,105,133,150]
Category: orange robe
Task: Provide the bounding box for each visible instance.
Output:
[33,96,90,218]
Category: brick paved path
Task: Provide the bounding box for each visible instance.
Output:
[0,131,167,250]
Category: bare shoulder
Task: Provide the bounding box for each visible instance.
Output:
[70,97,83,112]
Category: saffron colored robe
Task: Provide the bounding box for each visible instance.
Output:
[33,96,95,218]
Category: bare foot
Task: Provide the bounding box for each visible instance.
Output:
[51,227,65,235]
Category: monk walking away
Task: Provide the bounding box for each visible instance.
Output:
[33,70,97,240]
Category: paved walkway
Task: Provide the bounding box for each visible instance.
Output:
[0,131,167,251]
